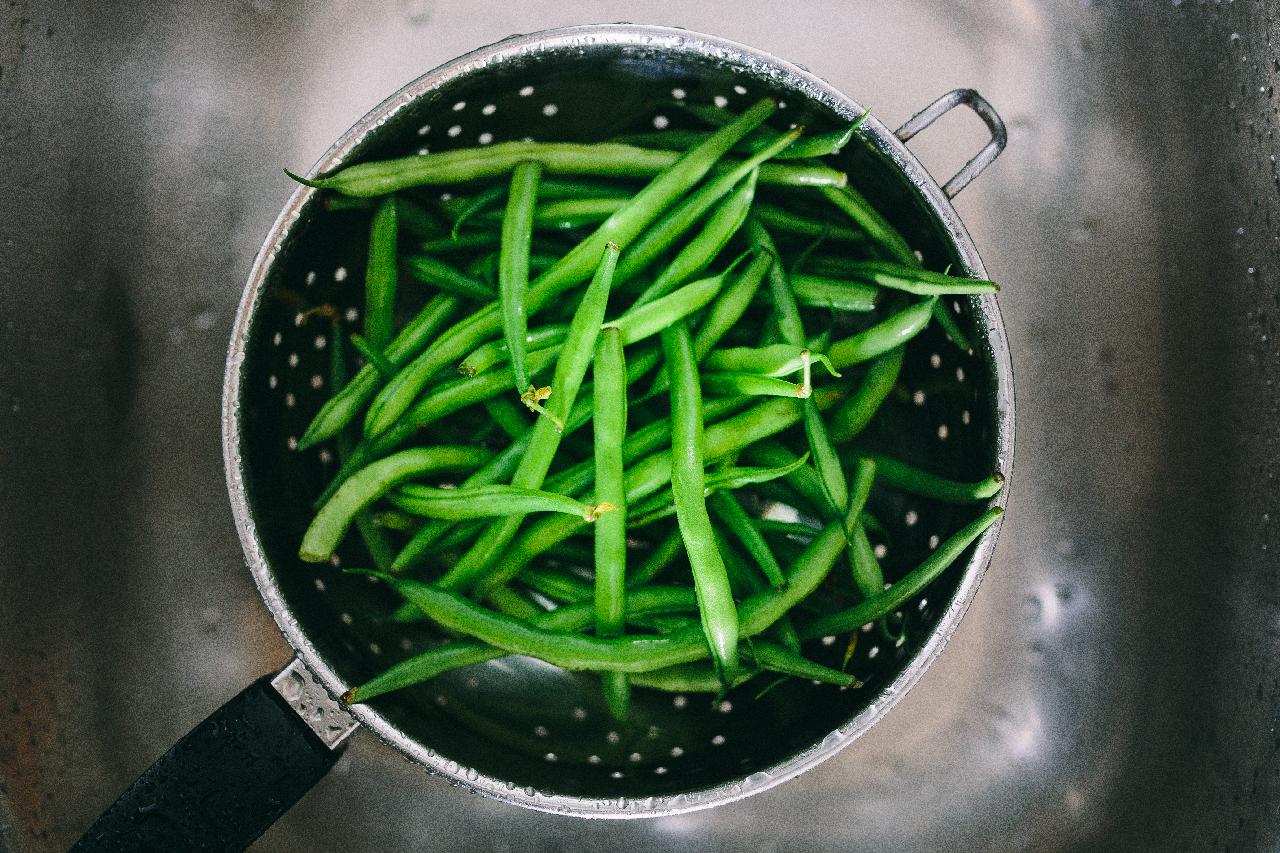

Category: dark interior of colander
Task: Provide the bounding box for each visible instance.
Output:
[235,41,1003,802]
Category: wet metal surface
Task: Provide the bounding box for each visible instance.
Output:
[2,1,1279,850]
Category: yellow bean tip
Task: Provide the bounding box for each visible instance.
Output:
[341,688,358,705]
[993,470,1006,484]
[585,502,617,521]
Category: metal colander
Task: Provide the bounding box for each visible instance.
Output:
[223,23,1013,817]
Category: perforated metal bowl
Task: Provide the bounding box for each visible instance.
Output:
[223,23,1013,817]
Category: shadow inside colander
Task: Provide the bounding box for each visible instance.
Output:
[235,43,1002,802]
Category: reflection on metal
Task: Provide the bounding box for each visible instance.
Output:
[270,658,358,750]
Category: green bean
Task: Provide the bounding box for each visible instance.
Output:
[487,393,837,593]
[378,516,848,673]
[364,198,399,349]
[593,327,629,720]
[448,184,506,237]
[405,255,495,301]
[785,275,878,312]
[828,297,937,369]
[393,349,666,573]
[930,296,972,351]
[693,251,772,359]
[394,196,448,238]
[701,372,807,399]
[390,431,532,573]
[629,663,757,693]
[799,507,1003,639]
[388,484,610,521]
[364,345,560,457]
[370,510,417,532]
[627,452,813,527]
[287,136,842,197]
[819,185,915,266]
[615,125,799,283]
[708,491,784,587]
[847,524,883,600]
[848,451,1005,503]
[614,122,857,161]
[770,613,803,654]
[299,446,493,562]
[842,458,882,599]
[663,321,740,677]
[467,251,500,286]
[458,325,568,376]
[482,396,528,440]
[499,162,541,392]
[833,260,998,296]
[714,527,764,598]
[631,170,757,308]
[803,396,847,513]
[745,439,838,520]
[536,177,639,200]
[474,197,626,231]
[753,203,867,243]
[543,539,596,566]
[803,225,972,350]
[749,642,859,686]
[541,395,750,500]
[704,344,839,379]
[297,293,458,449]
[829,346,903,442]
[645,249,773,398]
[330,321,396,571]
[345,585,700,703]
[607,274,724,345]
[450,183,635,231]
[627,526,684,587]
[748,219,804,343]
[436,243,619,592]
[362,100,777,438]
[348,333,395,378]
[751,218,849,516]
[419,232,501,254]
[521,565,592,603]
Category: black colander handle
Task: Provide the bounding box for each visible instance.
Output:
[71,660,354,852]
[895,88,1008,198]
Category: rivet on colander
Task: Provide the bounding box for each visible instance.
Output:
[333,266,347,282]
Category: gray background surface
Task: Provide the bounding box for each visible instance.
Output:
[2,1,1278,850]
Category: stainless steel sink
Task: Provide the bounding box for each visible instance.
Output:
[2,1,1278,850]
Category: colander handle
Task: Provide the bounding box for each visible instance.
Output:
[71,661,355,852]
[895,88,1007,198]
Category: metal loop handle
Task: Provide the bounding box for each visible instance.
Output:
[895,88,1007,198]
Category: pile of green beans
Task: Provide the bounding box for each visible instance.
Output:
[289,97,1005,716]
